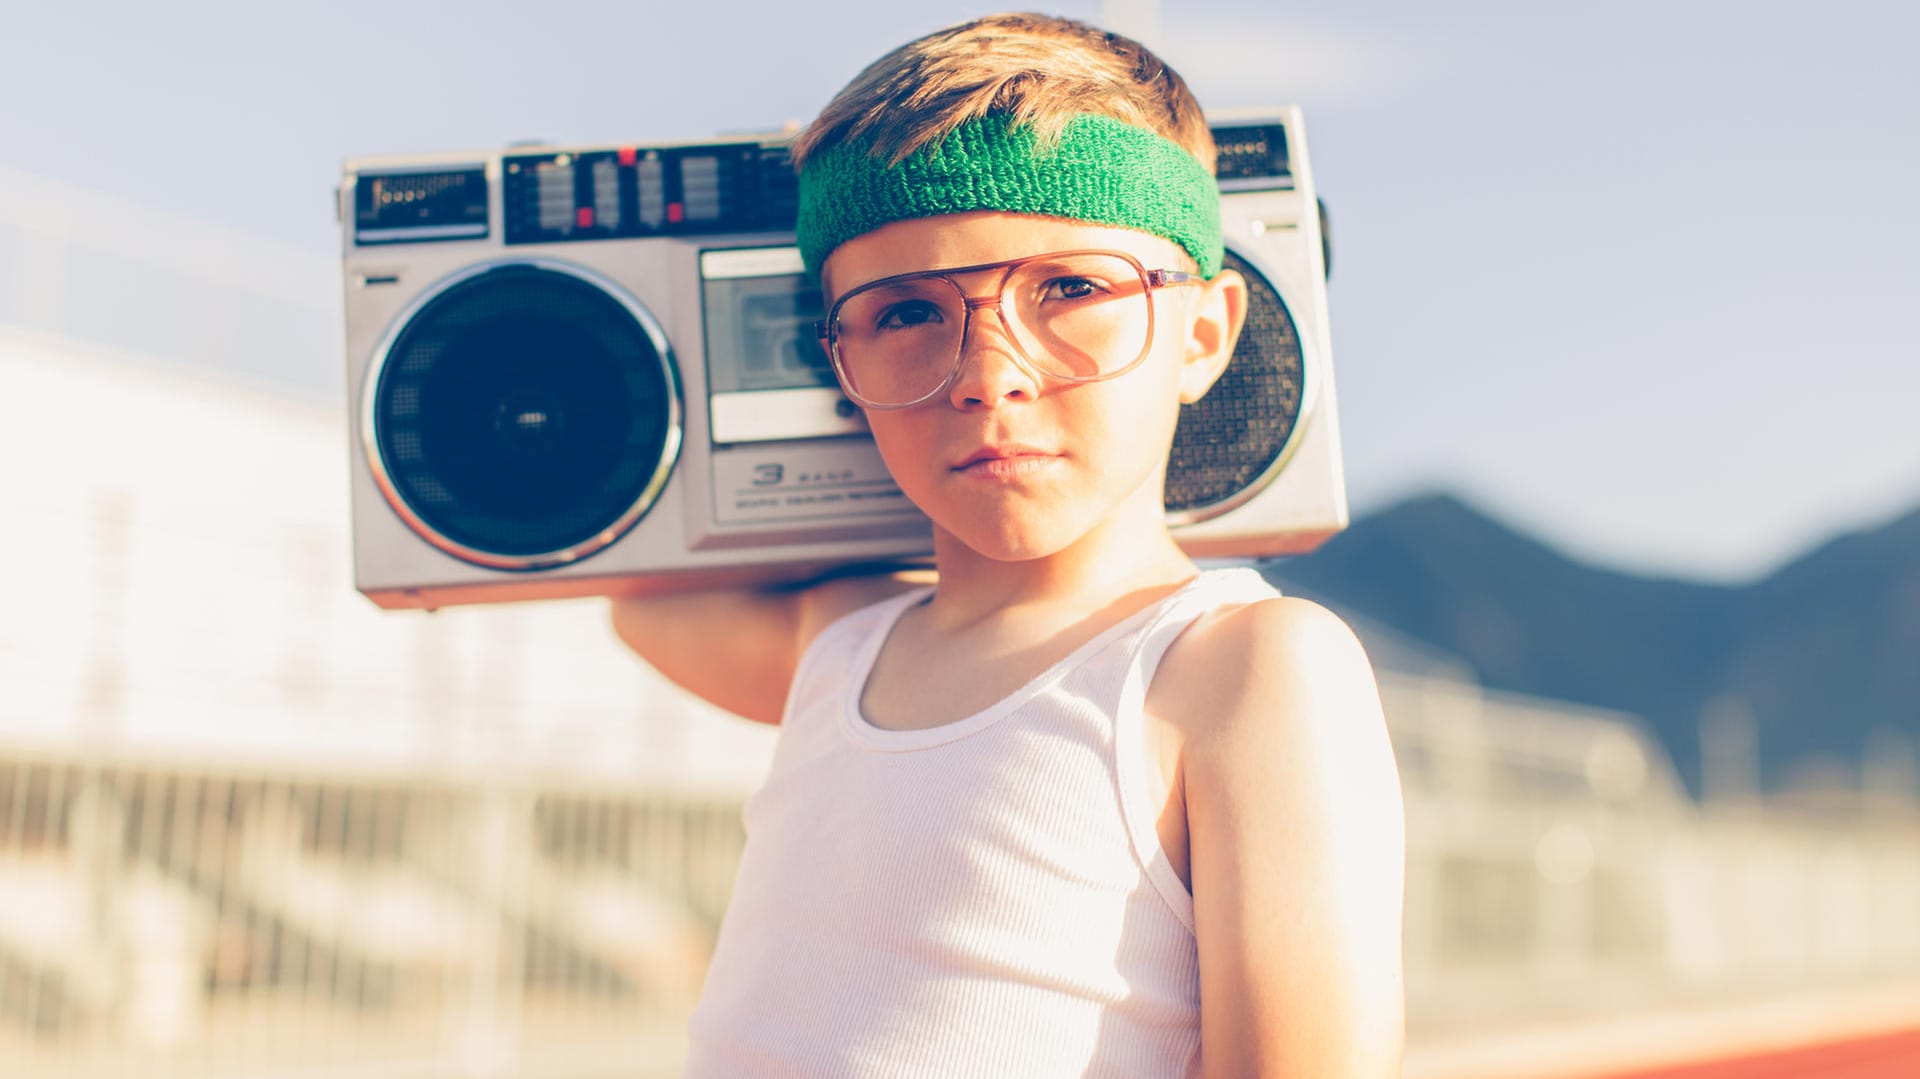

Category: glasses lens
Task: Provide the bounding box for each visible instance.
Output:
[832,278,964,406]
[1005,253,1152,380]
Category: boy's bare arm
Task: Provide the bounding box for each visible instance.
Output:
[1175,597,1406,1078]
[608,570,926,725]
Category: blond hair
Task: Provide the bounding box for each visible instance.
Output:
[792,12,1214,174]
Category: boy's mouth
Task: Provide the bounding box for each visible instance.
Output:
[952,444,1062,479]
[952,444,1055,470]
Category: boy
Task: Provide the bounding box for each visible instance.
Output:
[611,13,1404,1076]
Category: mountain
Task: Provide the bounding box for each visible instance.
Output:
[1263,492,1920,797]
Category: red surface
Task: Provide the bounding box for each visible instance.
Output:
[1590,1026,1920,1079]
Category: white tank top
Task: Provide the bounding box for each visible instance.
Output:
[684,567,1279,1077]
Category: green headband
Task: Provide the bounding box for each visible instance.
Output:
[796,112,1223,281]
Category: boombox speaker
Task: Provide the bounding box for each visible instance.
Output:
[339,107,1346,610]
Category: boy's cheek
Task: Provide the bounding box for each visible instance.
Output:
[863,421,929,477]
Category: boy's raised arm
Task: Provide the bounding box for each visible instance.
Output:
[608,571,925,725]
[609,588,807,725]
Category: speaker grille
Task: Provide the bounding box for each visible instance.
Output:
[370,264,677,564]
[1165,249,1305,515]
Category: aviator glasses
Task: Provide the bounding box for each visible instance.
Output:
[815,249,1202,410]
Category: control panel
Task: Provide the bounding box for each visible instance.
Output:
[503,142,797,244]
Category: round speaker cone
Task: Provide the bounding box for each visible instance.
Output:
[1165,248,1306,516]
[371,264,677,564]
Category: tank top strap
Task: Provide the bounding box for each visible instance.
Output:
[783,585,931,731]
[1135,567,1280,684]
[1111,566,1281,932]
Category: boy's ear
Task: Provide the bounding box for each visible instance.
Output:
[1177,267,1249,404]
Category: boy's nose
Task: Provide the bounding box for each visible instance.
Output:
[947,306,1041,408]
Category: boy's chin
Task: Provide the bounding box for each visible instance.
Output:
[933,521,1078,565]
[925,485,1172,567]
[933,509,1132,567]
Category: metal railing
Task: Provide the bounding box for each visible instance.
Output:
[4,687,1917,1076]
[0,751,737,1077]
[1388,674,1920,1040]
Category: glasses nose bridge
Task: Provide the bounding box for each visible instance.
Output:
[949,280,1023,357]
[936,273,1038,403]
[945,263,1025,337]
[945,264,1015,314]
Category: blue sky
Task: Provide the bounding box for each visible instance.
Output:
[4,0,1916,581]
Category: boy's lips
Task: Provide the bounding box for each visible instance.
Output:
[952,444,1059,470]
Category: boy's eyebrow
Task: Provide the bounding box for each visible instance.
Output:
[839,266,947,293]
[1022,255,1120,273]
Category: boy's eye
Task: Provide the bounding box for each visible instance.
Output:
[1039,276,1105,301]
[873,299,947,331]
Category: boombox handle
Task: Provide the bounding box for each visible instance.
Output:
[1318,196,1333,283]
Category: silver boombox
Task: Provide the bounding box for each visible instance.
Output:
[339,108,1346,610]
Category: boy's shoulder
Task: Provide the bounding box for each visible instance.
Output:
[1150,592,1381,749]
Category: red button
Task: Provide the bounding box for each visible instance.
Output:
[618,146,637,167]
[667,202,684,223]
[576,207,594,228]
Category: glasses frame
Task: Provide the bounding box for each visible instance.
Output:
[813,248,1203,410]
